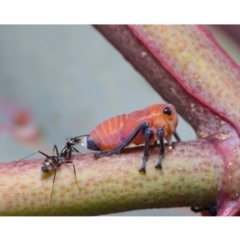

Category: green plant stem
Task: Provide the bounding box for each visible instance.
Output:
[0,139,223,215]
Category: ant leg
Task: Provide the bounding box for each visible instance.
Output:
[53,145,59,156]
[65,160,81,192]
[13,152,37,166]
[94,122,150,158]
[155,127,165,169]
[50,170,57,205]
[38,151,49,158]
[72,147,81,153]
[139,128,154,173]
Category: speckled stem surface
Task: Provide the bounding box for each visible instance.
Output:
[94,25,240,216]
[0,141,223,216]
[129,25,240,136]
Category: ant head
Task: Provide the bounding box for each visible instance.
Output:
[66,136,82,146]
[41,160,54,173]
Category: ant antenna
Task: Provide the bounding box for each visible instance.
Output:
[13,152,37,166]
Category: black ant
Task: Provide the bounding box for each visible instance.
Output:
[39,144,81,204]
[60,136,82,159]
[14,137,82,204]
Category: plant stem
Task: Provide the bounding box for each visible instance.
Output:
[0,139,223,215]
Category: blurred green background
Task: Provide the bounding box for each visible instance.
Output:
[0,25,239,216]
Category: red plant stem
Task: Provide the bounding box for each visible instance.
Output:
[94,25,240,216]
